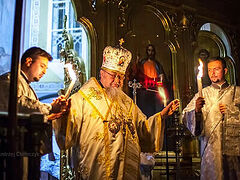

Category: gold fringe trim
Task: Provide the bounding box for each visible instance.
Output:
[103,122,111,179]
[155,112,162,152]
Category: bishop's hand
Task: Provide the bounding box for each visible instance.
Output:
[160,99,180,119]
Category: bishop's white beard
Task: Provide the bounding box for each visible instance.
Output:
[105,87,122,102]
[104,87,128,113]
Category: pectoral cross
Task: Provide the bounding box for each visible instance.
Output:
[128,79,142,104]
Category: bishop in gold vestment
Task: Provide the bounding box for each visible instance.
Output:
[53,45,179,179]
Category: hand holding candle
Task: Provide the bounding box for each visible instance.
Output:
[195,97,205,113]
[47,96,71,121]
[219,103,227,115]
[197,59,203,97]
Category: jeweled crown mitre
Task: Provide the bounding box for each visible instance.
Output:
[102,45,132,74]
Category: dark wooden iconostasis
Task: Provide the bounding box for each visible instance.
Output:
[72,0,240,178]
[122,5,174,98]
[123,4,180,157]
[72,0,240,104]
[194,29,236,86]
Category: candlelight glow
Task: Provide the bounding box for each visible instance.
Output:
[197,59,203,79]
[65,63,77,81]
[64,63,77,98]
[158,87,167,107]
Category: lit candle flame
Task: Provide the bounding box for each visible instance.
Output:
[65,63,77,81]
[197,59,203,79]
[64,63,77,98]
[158,87,167,107]
[197,59,203,97]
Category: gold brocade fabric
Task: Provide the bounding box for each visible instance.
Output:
[182,84,240,180]
[53,77,165,180]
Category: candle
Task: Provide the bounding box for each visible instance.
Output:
[64,63,77,99]
[197,59,203,97]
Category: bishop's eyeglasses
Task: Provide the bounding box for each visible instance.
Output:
[102,69,125,81]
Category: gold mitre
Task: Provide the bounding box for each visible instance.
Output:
[102,44,132,75]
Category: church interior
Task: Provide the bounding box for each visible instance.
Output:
[1,0,240,179]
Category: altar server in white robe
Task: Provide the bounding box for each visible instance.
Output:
[182,57,240,180]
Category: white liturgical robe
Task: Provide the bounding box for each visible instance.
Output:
[0,71,53,154]
[182,82,240,180]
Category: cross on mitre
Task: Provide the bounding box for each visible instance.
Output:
[119,38,124,47]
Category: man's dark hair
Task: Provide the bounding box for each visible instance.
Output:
[21,47,53,65]
[207,56,227,69]
[146,44,156,56]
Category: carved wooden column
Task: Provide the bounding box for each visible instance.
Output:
[171,8,200,168]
